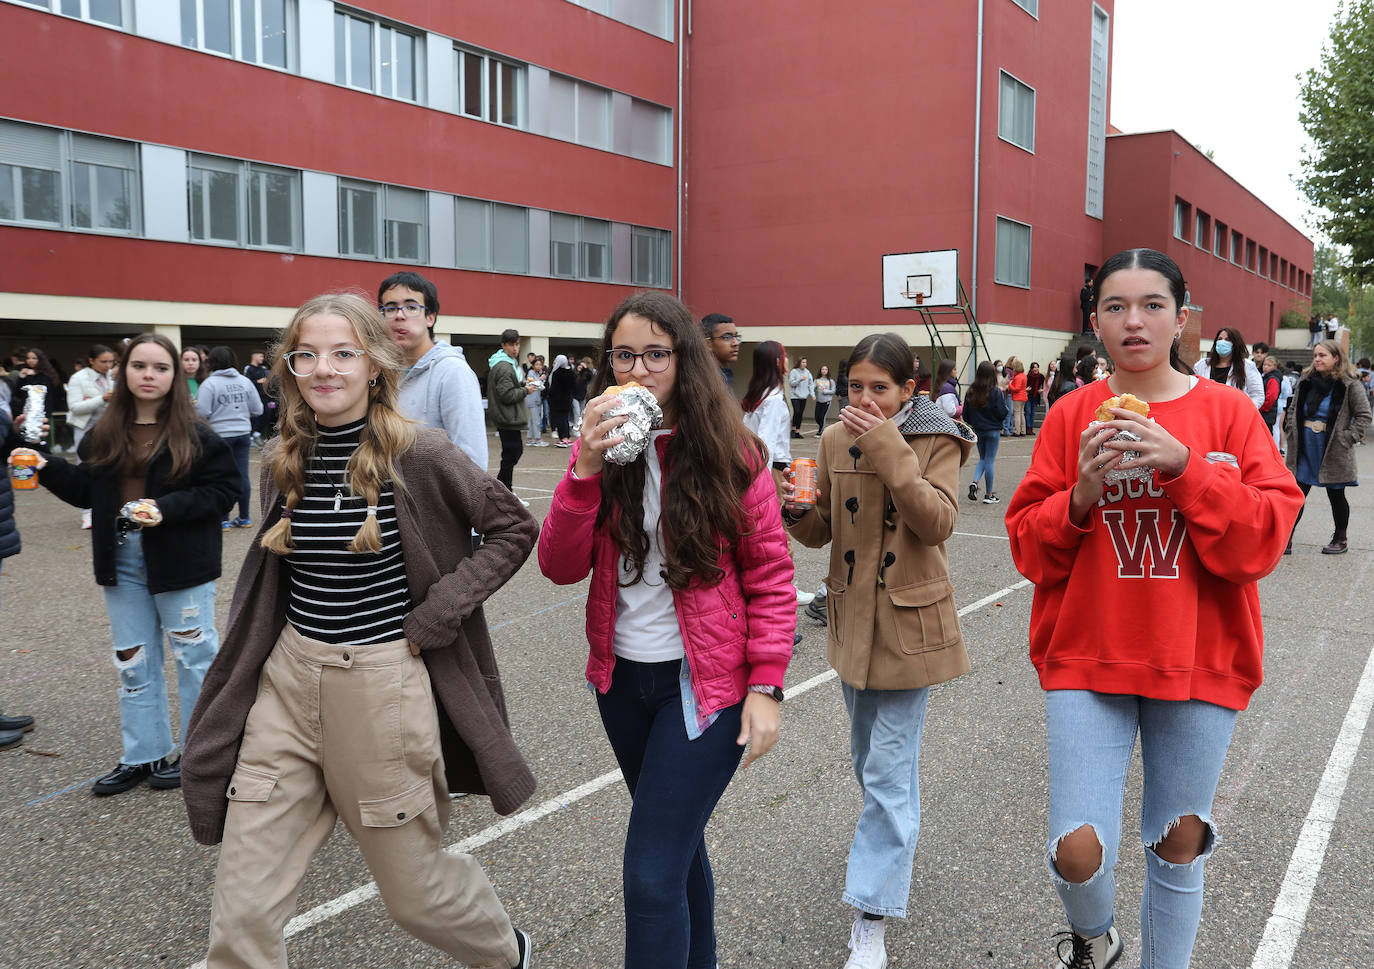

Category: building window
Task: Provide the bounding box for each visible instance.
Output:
[1194,211,1210,250]
[1246,239,1257,272]
[1085,5,1109,218]
[338,179,379,256]
[0,120,139,233]
[994,216,1031,288]
[548,74,612,150]
[630,226,671,287]
[1011,0,1037,15]
[1258,246,1269,278]
[455,47,525,127]
[17,0,126,27]
[187,153,301,248]
[455,197,528,273]
[629,98,671,164]
[383,185,426,261]
[1230,230,1242,265]
[181,0,292,68]
[1173,199,1190,242]
[1213,220,1227,258]
[998,71,1035,152]
[334,8,419,101]
[564,0,672,38]
[549,213,610,280]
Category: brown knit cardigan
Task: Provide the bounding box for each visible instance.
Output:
[182,428,540,846]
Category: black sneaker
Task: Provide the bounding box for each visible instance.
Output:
[805,593,828,625]
[1052,926,1122,968]
[968,483,979,502]
[92,761,153,796]
[148,757,182,790]
[0,709,35,733]
[512,927,532,969]
[982,493,1001,504]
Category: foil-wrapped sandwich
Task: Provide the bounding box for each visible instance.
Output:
[603,381,663,465]
[118,499,163,527]
[1090,393,1152,482]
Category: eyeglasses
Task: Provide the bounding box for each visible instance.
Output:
[379,302,426,319]
[284,348,369,377]
[711,332,742,344]
[609,349,674,373]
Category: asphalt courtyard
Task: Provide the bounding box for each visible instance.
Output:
[1,428,1371,969]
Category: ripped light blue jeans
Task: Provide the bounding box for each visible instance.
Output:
[102,532,219,765]
[1046,690,1237,969]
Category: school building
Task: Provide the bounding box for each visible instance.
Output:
[0,0,1313,383]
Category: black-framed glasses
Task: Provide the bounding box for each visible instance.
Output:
[284,348,369,377]
[711,332,742,343]
[609,349,675,373]
[379,302,426,319]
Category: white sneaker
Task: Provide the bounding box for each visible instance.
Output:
[795,586,816,605]
[844,913,887,969]
[1051,925,1122,968]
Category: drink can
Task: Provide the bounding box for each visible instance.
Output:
[10,452,39,490]
[789,458,818,509]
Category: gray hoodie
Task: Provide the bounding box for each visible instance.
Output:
[398,341,489,470]
[197,368,263,437]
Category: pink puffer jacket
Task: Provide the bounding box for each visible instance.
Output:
[538,434,795,715]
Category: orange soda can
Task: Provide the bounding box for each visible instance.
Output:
[789,458,818,509]
[10,452,39,490]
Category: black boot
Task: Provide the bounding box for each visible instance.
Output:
[1321,531,1348,555]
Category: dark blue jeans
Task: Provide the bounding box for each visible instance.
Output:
[225,433,251,520]
[596,659,744,969]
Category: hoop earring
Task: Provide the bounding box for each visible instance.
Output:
[369,377,378,388]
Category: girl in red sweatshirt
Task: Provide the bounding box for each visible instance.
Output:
[1006,249,1303,969]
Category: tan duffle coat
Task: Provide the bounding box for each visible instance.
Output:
[788,400,975,690]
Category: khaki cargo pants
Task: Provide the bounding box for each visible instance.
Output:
[206,624,520,969]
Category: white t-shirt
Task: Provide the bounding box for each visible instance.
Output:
[612,430,686,663]
[743,386,792,465]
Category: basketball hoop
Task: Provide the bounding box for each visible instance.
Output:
[901,291,926,305]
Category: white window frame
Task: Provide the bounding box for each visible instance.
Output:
[186,152,301,249]
[630,225,671,288]
[338,178,380,257]
[182,0,295,68]
[1213,221,1227,259]
[1010,0,1038,16]
[0,121,140,235]
[997,70,1036,153]
[549,213,610,281]
[382,184,426,263]
[1085,4,1109,219]
[993,216,1032,289]
[1230,229,1243,266]
[334,7,421,102]
[15,0,128,28]
[455,197,529,273]
[1173,199,1189,243]
[1194,210,1209,250]
[549,74,613,150]
[454,46,526,128]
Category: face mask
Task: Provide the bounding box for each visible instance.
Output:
[1214,340,1233,358]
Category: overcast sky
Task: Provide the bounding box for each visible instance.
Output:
[1110,0,1343,242]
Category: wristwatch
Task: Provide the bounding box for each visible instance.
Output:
[748,684,784,702]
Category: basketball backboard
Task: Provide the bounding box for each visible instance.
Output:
[882,249,960,309]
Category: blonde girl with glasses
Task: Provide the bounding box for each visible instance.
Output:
[184,292,539,969]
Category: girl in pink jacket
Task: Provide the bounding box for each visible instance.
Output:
[539,292,795,969]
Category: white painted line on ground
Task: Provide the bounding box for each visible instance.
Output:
[181,576,1034,968]
[952,530,1011,541]
[1249,629,1374,969]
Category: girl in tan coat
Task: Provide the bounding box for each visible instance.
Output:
[786,333,974,969]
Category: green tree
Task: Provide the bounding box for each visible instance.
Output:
[1298,0,1374,284]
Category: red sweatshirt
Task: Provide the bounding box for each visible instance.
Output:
[1006,378,1304,710]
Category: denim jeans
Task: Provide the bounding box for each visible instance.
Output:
[1002,402,1015,434]
[596,658,744,969]
[973,430,1000,492]
[526,406,541,441]
[224,433,251,520]
[1046,690,1237,969]
[841,683,930,917]
[103,532,220,765]
[1025,399,1039,433]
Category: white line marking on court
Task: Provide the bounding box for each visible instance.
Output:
[1249,630,1374,969]
[181,576,1034,968]
[953,530,1011,541]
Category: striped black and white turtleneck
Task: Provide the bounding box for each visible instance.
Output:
[285,418,410,645]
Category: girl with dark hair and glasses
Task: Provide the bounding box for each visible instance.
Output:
[1007,249,1303,969]
[539,292,794,969]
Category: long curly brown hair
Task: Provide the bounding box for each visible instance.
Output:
[590,292,766,589]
